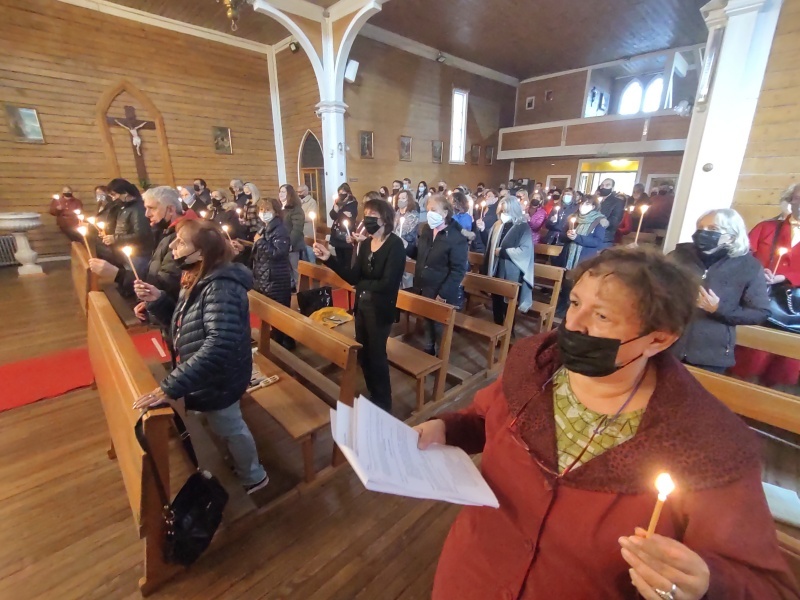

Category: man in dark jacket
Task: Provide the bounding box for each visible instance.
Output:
[597,178,625,245]
[412,197,469,354]
[135,240,268,493]
[193,178,212,207]
[103,178,154,273]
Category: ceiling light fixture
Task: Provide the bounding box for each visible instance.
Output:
[217,0,247,32]
[436,52,446,64]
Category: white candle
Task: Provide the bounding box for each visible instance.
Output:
[199,210,207,218]
[646,473,675,537]
[309,211,317,243]
[634,204,650,245]
[343,219,351,237]
[52,194,59,201]
[480,200,487,219]
[399,217,406,233]
[570,216,577,230]
[96,221,106,232]
[77,226,93,257]
[221,224,232,242]
[122,246,141,281]
[775,247,789,273]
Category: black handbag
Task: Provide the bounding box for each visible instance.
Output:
[764,222,800,333]
[296,285,333,316]
[135,412,228,566]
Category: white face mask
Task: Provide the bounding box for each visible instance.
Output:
[579,204,593,216]
[500,213,512,224]
[562,194,573,205]
[419,186,425,191]
[96,194,106,203]
[427,212,445,229]
[259,212,274,223]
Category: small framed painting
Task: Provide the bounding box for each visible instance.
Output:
[4,104,45,143]
[470,144,481,165]
[399,135,412,162]
[360,131,374,159]
[485,146,494,166]
[432,140,443,164]
[212,126,233,154]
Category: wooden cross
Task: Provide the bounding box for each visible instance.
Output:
[107,105,155,184]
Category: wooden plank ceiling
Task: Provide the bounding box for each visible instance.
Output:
[370,0,709,79]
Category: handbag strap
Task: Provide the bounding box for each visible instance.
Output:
[135,411,171,510]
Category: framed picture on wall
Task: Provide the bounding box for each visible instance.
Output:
[485,146,494,166]
[360,131,374,159]
[432,140,443,164]
[470,144,481,165]
[399,136,412,162]
[212,126,233,154]
[4,104,45,143]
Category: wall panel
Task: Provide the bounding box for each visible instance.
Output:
[515,72,588,126]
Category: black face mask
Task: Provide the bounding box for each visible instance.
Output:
[692,229,723,253]
[363,216,381,234]
[211,198,222,208]
[63,192,73,198]
[175,251,202,270]
[557,322,646,378]
[438,186,444,192]
[229,186,236,194]
[245,193,253,201]
[598,188,613,197]
[193,184,202,192]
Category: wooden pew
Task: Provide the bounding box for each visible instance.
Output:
[468,251,484,274]
[87,291,179,595]
[248,291,361,481]
[529,263,566,332]
[737,326,800,361]
[71,241,100,314]
[535,243,563,261]
[297,259,354,310]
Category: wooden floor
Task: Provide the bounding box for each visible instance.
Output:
[0,261,504,599]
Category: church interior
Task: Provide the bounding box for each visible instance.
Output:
[2,0,800,598]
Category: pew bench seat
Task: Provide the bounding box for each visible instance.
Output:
[386,337,442,411]
[249,352,331,483]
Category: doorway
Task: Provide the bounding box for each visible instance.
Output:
[299,131,325,215]
[577,158,641,196]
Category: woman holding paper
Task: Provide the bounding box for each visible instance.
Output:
[314,198,406,413]
[416,247,798,600]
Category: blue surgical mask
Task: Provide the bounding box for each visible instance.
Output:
[427,212,444,229]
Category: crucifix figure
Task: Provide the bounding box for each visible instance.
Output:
[107,105,155,183]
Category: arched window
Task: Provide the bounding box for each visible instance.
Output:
[643,77,664,113]
[619,80,643,115]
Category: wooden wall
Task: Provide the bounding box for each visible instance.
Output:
[0,0,277,257]
[732,0,800,228]
[515,72,588,126]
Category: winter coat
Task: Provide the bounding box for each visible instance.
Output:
[329,195,359,249]
[394,209,420,257]
[669,243,770,368]
[411,220,468,304]
[599,193,625,243]
[252,217,292,306]
[542,202,579,245]
[527,207,547,245]
[432,332,798,600]
[116,219,182,301]
[147,263,254,412]
[477,201,499,248]
[113,196,154,257]
[300,194,319,239]
[283,202,306,252]
[564,210,607,270]
[49,194,83,231]
[750,217,800,285]
[211,202,244,239]
[483,221,534,288]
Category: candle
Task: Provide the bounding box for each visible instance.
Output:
[52,194,59,201]
[399,216,406,233]
[570,216,577,230]
[122,246,141,281]
[235,208,242,216]
[86,216,100,233]
[77,225,93,257]
[468,197,474,216]
[480,200,487,219]
[309,211,317,243]
[342,219,351,237]
[73,209,82,215]
[199,210,207,218]
[634,204,650,245]
[96,221,105,232]
[77,213,85,223]
[221,224,232,242]
[775,247,789,274]
[646,473,675,537]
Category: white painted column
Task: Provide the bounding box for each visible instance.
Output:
[664,0,783,251]
[316,100,348,223]
[266,47,287,185]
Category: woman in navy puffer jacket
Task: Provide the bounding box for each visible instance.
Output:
[133,219,268,494]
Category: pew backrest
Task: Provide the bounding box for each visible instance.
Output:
[298,259,354,293]
[736,326,800,361]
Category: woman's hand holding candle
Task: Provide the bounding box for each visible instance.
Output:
[309,211,317,243]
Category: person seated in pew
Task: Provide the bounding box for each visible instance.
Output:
[411,194,469,355]
[133,219,269,494]
[669,208,769,374]
[415,247,800,600]
[253,197,295,350]
[482,196,534,319]
[88,186,195,306]
[313,198,406,413]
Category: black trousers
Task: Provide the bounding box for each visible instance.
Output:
[355,297,393,412]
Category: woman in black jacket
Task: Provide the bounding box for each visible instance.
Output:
[329,183,360,268]
[412,194,469,355]
[280,184,306,290]
[669,208,770,373]
[314,197,406,412]
[253,197,295,350]
[133,219,268,494]
[103,178,154,275]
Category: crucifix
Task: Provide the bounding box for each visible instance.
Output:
[107,105,155,183]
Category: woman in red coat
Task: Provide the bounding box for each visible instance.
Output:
[48,185,83,243]
[417,247,798,600]
[730,183,800,387]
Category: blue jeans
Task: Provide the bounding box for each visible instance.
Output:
[200,401,266,486]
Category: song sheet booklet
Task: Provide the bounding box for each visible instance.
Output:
[330,396,499,508]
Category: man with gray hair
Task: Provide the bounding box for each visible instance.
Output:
[298,184,318,261]
[88,186,197,318]
[230,179,247,209]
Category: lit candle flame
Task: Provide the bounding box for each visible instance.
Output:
[199,211,207,218]
[779,247,789,257]
[655,473,675,501]
[640,204,650,214]
[122,246,133,257]
[235,208,242,215]
[52,194,59,200]
[480,200,487,208]
[309,211,316,221]
[121,246,140,280]
[87,216,96,225]
[73,209,82,215]
[77,226,88,237]
[97,221,105,231]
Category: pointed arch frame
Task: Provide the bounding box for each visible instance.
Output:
[297,128,323,183]
[96,79,175,185]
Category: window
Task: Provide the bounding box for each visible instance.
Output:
[643,77,664,113]
[619,80,643,115]
[450,88,469,163]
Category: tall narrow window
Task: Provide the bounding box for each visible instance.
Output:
[643,77,664,113]
[450,88,469,163]
[618,80,643,116]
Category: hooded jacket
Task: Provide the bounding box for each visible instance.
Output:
[147,263,253,412]
[411,220,469,304]
[252,216,292,306]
